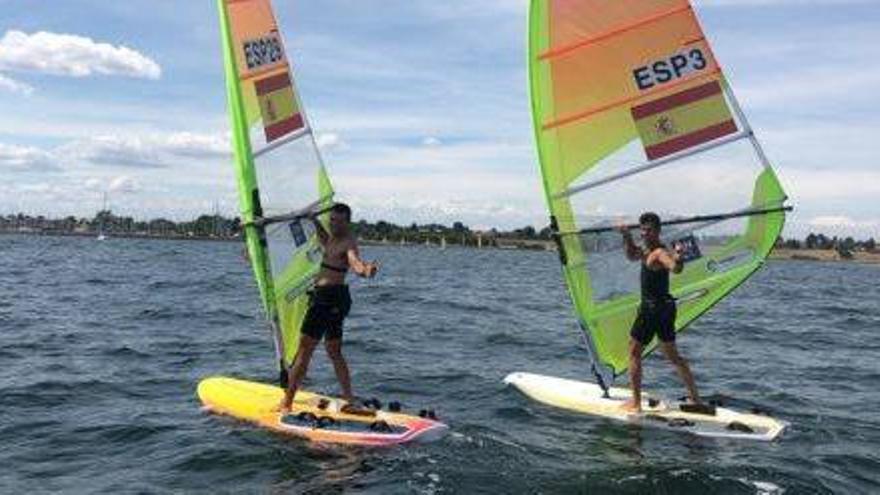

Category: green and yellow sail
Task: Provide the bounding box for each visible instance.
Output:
[528,0,789,388]
[218,0,334,382]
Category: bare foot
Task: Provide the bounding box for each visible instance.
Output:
[274,400,292,414]
[620,399,642,414]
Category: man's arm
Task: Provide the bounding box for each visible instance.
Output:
[346,242,379,278]
[309,214,329,247]
[655,248,684,274]
[619,226,642,262]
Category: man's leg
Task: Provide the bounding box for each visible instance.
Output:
[660,342,701,404]
[279,335,319,411]
[622,339,644,412]
[325,338,354,403]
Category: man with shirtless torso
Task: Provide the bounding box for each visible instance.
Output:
[278,203,378,413]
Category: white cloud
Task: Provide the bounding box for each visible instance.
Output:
[0,143,58,171]
[163,132,230,158]
[109,175,139,193]
[84,178,103,192]
[422,136,442,147]
[0,73,34,95]
[0,30,161,79]
[54,131,230,169]
[738,66,880,112]
[780,168,880,202]
[315,132,347,151]
[61,135,165,168]
[809,216,879,229]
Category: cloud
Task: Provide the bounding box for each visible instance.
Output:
[0,30,161,79]
[163,132,230,158]
[422,136,442,147]
[315,132,347,151]
[780,168,880,202]
[109,175,139,193]
[54,131,231,169]
[0,143,58,171]
[61,135,165,168]
[0,73,34,95]
[809,216,879,229]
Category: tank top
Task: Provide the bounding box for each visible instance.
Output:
[641,248,670,302]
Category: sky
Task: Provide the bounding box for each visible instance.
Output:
[0,0,878,238]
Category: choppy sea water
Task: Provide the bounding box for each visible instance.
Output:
[1,234,878,494]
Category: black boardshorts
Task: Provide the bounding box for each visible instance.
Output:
[630,298,677,346]
[301,285,351,341]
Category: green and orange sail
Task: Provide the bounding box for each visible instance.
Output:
[528,0,789,389]
[218,0,334,383]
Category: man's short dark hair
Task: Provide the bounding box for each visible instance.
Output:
[331,202,352,222]
[639,212,661,231]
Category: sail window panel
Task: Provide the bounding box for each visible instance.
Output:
[548,0,689,50]
[265,216,321,281]
[568,138,764,304]
[253,136,323,216]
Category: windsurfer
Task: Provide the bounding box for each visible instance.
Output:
[618,212,702,413]
[278,203,379,413]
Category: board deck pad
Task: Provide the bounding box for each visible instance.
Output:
[198,376,447,446]
[504,372,787,441]
[280,413,408,434]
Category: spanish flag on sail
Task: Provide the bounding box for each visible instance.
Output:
[255,72,304,143]
[631,81,737,161]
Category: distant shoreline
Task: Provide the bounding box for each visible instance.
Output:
[4,230,878,265]
[769,248,880,265]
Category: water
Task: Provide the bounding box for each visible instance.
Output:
[1,234,878,494]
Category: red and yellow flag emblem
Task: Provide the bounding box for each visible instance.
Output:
[631,80,737,161]
[255,72,304,143]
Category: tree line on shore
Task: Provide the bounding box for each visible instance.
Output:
[776,233,876,258]
[1,212,876,253]
[0,211,543,245]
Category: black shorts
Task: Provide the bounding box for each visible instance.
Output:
[630,298,677,345]
[301,285,351,341]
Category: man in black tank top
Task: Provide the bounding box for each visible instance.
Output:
[618,212,702,413]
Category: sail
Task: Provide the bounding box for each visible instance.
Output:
[218,0,334,378]
[528,0,789,388]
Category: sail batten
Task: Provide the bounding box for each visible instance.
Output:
[253,127,311,158]
[529,0,789,385]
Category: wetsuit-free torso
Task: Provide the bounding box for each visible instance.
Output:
[301,237,353,341]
